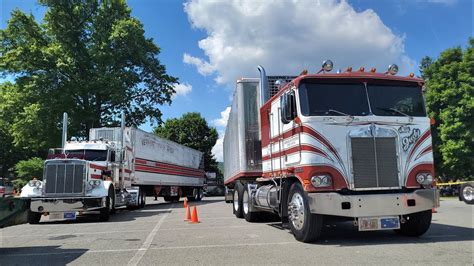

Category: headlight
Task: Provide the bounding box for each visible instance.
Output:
[311,175,332,187]
[28,180,42,188]
[416,172,433,185]
[88,179,101,187]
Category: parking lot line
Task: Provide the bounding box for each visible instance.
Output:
[127,204,173,266]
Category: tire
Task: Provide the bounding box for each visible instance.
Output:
[395,210,432,237]
[460,183,474,205]
[233,183,244,218]
[27,211,42,224]
[100,187,114,221]
[243,187,260,222]
[287,182,323,242]
[140,192,146,208]
[109,187,116,214]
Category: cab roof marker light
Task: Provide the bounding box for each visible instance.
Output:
[370,67,376,73]
[318,59,333,73]
[346,67,352,72]
[409,73,415,78]
[386,64,399,75]
[359,67,365,72]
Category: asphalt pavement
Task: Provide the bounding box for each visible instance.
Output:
[0,197,472,265]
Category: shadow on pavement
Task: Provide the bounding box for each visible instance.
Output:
[268,220,474,246]
[35,198,223,225]
[0,245,87,265]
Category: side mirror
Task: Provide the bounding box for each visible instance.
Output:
[281,92,297,124]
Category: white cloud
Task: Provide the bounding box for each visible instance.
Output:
[211,106,230,162]
[183,0,416,84]
[212,130,225,162]
[212,106,231,127]
[172,82,192,97]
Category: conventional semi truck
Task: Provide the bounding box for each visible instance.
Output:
[224,61,439,242]
[21,113,205,223]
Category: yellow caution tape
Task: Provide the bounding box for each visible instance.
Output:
[436,181,467,186]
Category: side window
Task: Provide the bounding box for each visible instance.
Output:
[281,91,297,124]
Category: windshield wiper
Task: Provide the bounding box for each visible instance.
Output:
[376,107,413,121]
[328,109,354,119]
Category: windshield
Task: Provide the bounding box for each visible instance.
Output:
[65,149,107,161]
[368,85,426,117]
[299,82,370,116]
[298,81,426,117]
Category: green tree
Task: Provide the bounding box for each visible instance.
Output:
[15,157,44,180]
[154,113,220,174]
[421,38,474,180]
[0,0,177,151]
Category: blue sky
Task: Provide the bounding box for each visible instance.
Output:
[1,0,472,161]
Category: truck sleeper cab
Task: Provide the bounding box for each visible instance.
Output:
[224,62,439,242]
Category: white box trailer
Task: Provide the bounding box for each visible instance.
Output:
[90,127,206,199]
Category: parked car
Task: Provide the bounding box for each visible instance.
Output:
[0,178,14,197]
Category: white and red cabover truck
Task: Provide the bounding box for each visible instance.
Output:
[21,113,205,223]
[224,61,439,242]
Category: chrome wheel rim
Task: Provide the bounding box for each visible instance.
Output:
[463,186,473,201]
[289,192,305,230]
[243,190,249,214]
[233,189,239,211]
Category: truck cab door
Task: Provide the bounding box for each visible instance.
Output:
[280,91,301,167]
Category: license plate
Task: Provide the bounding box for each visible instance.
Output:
[49,212,76,221]
[358,216,400,231]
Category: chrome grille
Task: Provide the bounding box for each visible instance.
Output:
[351,137,399,189]
[44,162,85,195]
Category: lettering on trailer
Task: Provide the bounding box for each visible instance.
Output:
[400,127,421,151]
[141,137,175,154]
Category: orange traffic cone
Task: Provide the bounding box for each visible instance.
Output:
[189,206,200,223]
[184,206,191,221]
[184,198,188,208]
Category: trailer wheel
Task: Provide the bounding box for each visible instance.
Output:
[242,188,260,222]
[27,211,42,224]
[287,182,322,243]
[233,183,244,218]
[395,210,432,237]
[460,183,474,205]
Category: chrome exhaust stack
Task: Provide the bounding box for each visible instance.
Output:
[61,112,68,152]
[258,65,269,106]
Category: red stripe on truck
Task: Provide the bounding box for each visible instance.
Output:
[135,165,204,178]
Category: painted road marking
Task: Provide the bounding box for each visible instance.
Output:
[0,242,297,257]
[127,204,173,266]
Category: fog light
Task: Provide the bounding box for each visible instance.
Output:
[416,172,433,186]
[310,175,332,187]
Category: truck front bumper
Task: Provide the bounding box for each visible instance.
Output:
[30,197,106,213]
[307,189,439,217]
